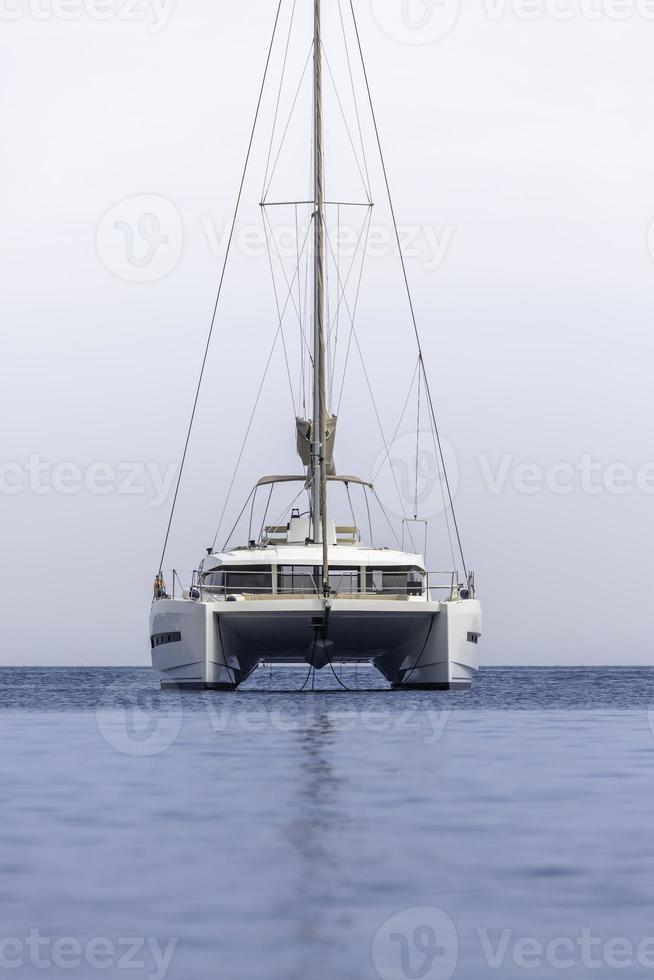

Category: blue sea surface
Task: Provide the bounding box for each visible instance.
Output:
[1,666,654,979]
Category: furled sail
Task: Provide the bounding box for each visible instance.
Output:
[296,416,337,476]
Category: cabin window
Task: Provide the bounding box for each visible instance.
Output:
[202,567,272,594]
[150,631,182,648]
[278,566,318,594]
[328,568,360,594]
[277,566,361,594]
[366,568,425,595]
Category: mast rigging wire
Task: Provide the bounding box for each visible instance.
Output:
[414,366,421,520]
[262,41,315,204]
[336,0,372,197]
[348,0,468,577]
[333,208,373,414]
[157,0,285,574]
[262,215,301,417]
[371,358,419,484]
[211,226,313,554]
[262,206,315,363]
[261,0,299,201]
[320,41,371,204]
[323,226,418,553]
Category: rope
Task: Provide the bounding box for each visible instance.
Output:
[211,324,285,551]
[220,487,256,554]
[414,366,421,520]
[337,0,373,199]
[348,0,468,577]
[326,205,372,347]
[327,208,374,408]
[323,228,418,553]
[262,214,300,417]
[320,41,371,203]
[371,358,419,483]
[295,204,306,414]
[261,0,299,200]
[258,483,275,543]
[326,645,355,691]
[330,203,341,406]
[262,41,315,203]
[400,614,437,688]
[212,214,316,552]
[372,489,402,549]
[364,486,374,547]
[262,206,315,363]
[334,208,373,415]
[157,0,284,574]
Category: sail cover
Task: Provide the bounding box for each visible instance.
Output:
[296,416,337,476]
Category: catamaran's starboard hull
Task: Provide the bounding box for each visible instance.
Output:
[150,598,481,691]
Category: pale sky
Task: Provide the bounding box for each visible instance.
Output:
[1,0,654,666]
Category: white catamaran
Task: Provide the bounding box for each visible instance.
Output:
[150,0,482,691]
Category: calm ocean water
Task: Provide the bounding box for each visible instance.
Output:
[2,666,654,979]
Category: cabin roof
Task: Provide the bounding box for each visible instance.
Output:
[203,546,425,571]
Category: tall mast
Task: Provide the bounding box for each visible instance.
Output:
[312,0,329,595]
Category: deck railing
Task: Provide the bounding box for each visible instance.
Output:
[157,569,468,602]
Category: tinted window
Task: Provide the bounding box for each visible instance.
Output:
[203,567,272,594]
[328,568,360,594]
[366,568,424,595]
[278,566,317,594]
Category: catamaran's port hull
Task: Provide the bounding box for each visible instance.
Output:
[150,597,481,691]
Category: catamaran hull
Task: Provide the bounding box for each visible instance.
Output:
[150,598,481,691]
